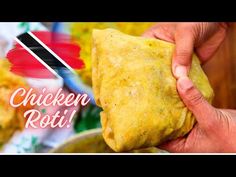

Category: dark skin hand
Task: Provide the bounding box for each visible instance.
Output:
[144,22,236,152]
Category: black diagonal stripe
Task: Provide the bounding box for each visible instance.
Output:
[17,32,66,68]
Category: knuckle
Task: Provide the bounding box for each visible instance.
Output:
[181,24,195,32]
[177,23,196,36]
[174,47,192,65]
[185,88,204,107]
[174,50,192,66]
[175,50,192,58]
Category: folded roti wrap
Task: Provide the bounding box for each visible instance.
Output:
[92,28,214,152]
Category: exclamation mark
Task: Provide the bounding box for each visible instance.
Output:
[67,109,77,128]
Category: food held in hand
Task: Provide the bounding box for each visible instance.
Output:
[92,29,214,152]
[70,22,155,86]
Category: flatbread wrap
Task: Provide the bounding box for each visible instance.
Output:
[92,28,214,152]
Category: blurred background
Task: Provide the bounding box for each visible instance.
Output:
[203,23,236,109]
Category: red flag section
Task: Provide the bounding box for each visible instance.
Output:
[7,31,84,78]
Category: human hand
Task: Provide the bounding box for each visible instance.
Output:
[143,22,229,79]
[143,22,234,152]
[159,76,236,153]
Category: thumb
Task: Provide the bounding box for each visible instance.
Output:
[177,76,217,129]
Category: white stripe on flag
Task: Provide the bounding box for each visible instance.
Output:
[14,37,61,78]
[27,31,76,75]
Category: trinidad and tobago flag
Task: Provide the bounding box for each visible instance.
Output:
[6,31,95,104]
[6,31,84,78]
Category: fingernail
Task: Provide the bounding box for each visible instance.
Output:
[174,65,187,78]
[178,76,193,91]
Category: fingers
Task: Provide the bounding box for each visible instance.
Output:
[195,27,227,62]
[143,23,195,79]
[177,76,217,129]
[142,23,175,42]
[172,27,195,79]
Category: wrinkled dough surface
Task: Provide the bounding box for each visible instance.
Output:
[92,29,214,152]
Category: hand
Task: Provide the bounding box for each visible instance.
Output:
[159,76,236,153]
[144,23,236,152]
[143,22,229,78]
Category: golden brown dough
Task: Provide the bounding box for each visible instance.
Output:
[92,29,214,152]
